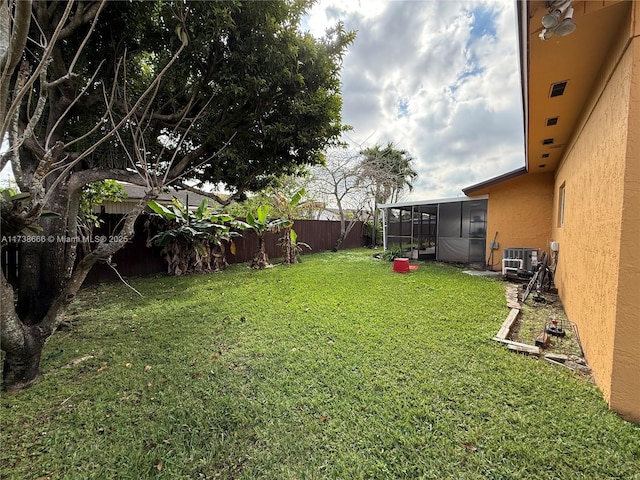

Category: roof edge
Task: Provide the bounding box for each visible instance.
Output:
[462,166,528,195]
[378,195,488,209]
[516,0,530,171]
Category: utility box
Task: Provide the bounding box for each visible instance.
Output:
[503,248,539,272]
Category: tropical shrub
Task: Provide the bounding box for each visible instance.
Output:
[381,247,404,261]
[148,198,242,275]
[278,228,311,264]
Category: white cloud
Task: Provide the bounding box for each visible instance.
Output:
[304,0,524,200]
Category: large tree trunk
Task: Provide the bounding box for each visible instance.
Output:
[333,219,360,251]
[0,276,46,390]
[16,183,75,324]
[1,191,157,390]
[2,330,46,391]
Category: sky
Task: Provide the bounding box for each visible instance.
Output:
[1,0,525,200]
[302,0,525,201]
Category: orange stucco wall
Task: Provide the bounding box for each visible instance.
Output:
[470,173,554,270]
[552,17,639,423]
[610,24,640,424]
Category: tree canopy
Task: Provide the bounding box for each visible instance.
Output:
[0,0,354,390]
[2,1,354,195]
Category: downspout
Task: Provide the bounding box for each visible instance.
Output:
[381,207,387,250]
[410,206,415,260]
[436,203,441,261]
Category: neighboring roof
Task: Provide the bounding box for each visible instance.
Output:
[118,183,223,206]
[462,167,528,196]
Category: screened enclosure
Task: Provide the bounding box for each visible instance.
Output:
[380,197,488,264]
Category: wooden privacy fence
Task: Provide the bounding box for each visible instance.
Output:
[2,214,366,284]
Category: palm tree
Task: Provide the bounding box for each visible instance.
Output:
[360,143,417,246]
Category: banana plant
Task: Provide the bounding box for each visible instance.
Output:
[278,227,311,264]
[236,204,292,269]
[148,197,242,275]
[272,188,312,264]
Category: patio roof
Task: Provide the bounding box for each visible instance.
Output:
[378,194,488,213]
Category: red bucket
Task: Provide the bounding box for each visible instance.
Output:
[393,258,410,273]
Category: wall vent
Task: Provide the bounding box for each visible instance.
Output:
[542,153,550,158]
[546,117,559,126]
[550,81,567,97]
[542,138,554,145]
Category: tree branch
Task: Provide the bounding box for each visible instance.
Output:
[0,0,74,141]
[67,168,152,194]
[0,1,30,153]
[58,1,102,40]
[172,182,237,206]
[4,68,49,187]
[1,274,27,356]
[165,131,237,186]
[41,40,187,207]
[45,59,105,150]
[67,1,106,74]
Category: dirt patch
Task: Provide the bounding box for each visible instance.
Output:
[510,291,583,357]
[505,284,591,376]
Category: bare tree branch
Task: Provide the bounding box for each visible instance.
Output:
[0,0,75,141]
[308,148,372,248]
[41,40,187,207]
[44,59,105,150]
[66,1,106,74]
[165,132,237,186]
[67,168,151,194]
[172,181,237,206]
[0,0,32,127]
[58,1,102,40]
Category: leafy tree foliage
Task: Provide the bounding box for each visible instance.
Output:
[360,143,417,205]
[0,0,354,389]
[79,180,127,227]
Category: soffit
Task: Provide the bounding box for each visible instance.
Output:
[525,0,630,174]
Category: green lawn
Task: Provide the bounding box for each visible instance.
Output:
[2,249,639,479]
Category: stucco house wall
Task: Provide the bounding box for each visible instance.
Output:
[551,13,639,422]
[467,172,554,270]
[612,33,640,424]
